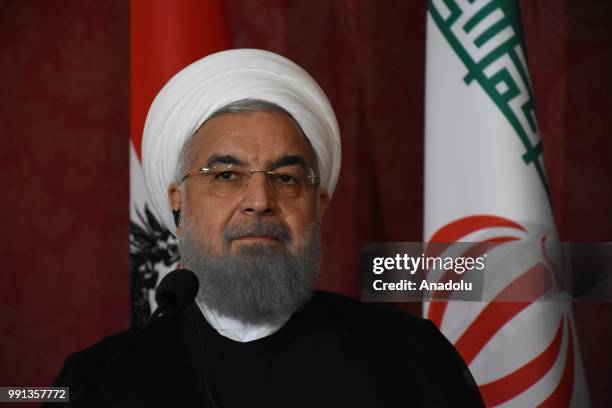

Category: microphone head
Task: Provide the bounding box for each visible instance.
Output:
[154,268,199,312]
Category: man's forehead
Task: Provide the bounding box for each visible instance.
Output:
[187,111,315,166]
[203,153,308,169]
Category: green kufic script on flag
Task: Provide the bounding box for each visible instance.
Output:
[428,0,550,201]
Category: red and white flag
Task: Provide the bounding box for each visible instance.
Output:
[424,1,589,406]
[130,0,229,324]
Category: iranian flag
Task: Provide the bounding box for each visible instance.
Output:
[129,0,230,325]
[424,1,590,406]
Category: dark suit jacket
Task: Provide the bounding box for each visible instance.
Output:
[50,291,484,407]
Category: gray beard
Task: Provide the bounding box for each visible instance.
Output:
[178,216,321,325]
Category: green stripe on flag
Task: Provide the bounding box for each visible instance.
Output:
[428,0,551,204]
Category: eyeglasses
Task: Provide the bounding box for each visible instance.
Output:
[181,163,321,198]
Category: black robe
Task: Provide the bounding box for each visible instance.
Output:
[50,291,484,407]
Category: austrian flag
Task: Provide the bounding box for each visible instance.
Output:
[129,0,229,325]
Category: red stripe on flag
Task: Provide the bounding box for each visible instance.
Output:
[479,316,565,406]
[130,0,230,160]
[426,301,446,329]
[429,215,526,245]
[538,320,575,408]
[426,238,518,327]
[454,262,553,365]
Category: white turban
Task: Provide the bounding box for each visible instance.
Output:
[142,48,341,235]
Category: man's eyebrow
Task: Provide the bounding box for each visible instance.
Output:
[269,155,308,171]
[205,154,246,168]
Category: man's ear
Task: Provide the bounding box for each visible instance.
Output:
[168,182,183,235]
[318,188,330,218]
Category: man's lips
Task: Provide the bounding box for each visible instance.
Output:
[233,235,281,244]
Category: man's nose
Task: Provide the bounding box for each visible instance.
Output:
[240,172,277,216]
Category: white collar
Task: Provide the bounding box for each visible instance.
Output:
[196,301,288,343]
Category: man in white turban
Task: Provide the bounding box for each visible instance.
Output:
[51,49,483,408]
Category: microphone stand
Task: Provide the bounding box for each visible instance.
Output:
[67,302,180,407]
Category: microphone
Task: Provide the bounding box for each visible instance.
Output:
[154,268,200,317]
[68,269,199,407]
[157,270,220,407]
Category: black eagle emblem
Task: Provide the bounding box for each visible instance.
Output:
[130,205,179,327]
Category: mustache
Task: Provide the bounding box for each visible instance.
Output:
[223,219,292,246]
